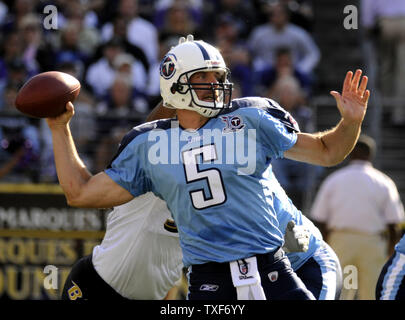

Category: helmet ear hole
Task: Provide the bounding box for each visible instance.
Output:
[170,83,178,94]
[171,83,185,94]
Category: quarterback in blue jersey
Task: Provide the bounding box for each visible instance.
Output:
[376,234,405,300]
[147,100,342,300]
[46,35,369,300]
[147,98,342,299]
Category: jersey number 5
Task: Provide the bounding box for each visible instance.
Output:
[182,145,227,209]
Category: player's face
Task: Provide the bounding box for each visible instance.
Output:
[189,71,222,103]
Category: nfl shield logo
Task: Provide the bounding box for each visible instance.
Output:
[238,260,249,275]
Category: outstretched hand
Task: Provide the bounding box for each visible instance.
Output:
[330,69,370,125]
[46,102,75,129]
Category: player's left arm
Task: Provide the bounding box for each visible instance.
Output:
[284,69,370,166]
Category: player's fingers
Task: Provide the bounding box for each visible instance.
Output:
[362,89,370,104]
[358,76,368,96]
[330,90,342,102]
[342,71,353,93]
[351,69,362,92]
[66,101,75,115]
[66,101,74,111]
[331,91,345,113]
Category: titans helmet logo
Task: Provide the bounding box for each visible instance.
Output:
[160,54,176,79]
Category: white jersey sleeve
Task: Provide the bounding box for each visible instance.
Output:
[92,192,183,299]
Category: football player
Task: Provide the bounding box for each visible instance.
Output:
[60,194,183,300]
[48,35,368,300]
[147,100,342,300]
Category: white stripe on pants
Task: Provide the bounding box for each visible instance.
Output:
[380,251,405,300]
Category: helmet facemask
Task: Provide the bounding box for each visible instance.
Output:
[171,68,233,117]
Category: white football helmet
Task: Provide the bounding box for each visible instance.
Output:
[159,35,233,118]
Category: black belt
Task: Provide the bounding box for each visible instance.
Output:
[191,247,284,272]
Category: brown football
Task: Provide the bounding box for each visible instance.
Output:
[15,71,81,118]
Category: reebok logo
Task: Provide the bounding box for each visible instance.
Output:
[200,284,219,292]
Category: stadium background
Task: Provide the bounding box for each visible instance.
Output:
[0,0,404,300]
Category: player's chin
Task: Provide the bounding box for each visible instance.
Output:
[202,97,215,102]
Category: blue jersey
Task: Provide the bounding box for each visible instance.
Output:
[395,234,405,254]
[262,167,323,270]
[105,97,298,267]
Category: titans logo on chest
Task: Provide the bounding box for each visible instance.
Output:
[220,115,246,133]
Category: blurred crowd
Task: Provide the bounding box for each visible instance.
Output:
[0,0,320,208]
[361,0,405,126]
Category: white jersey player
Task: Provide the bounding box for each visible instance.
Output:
[61,192,183,300]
